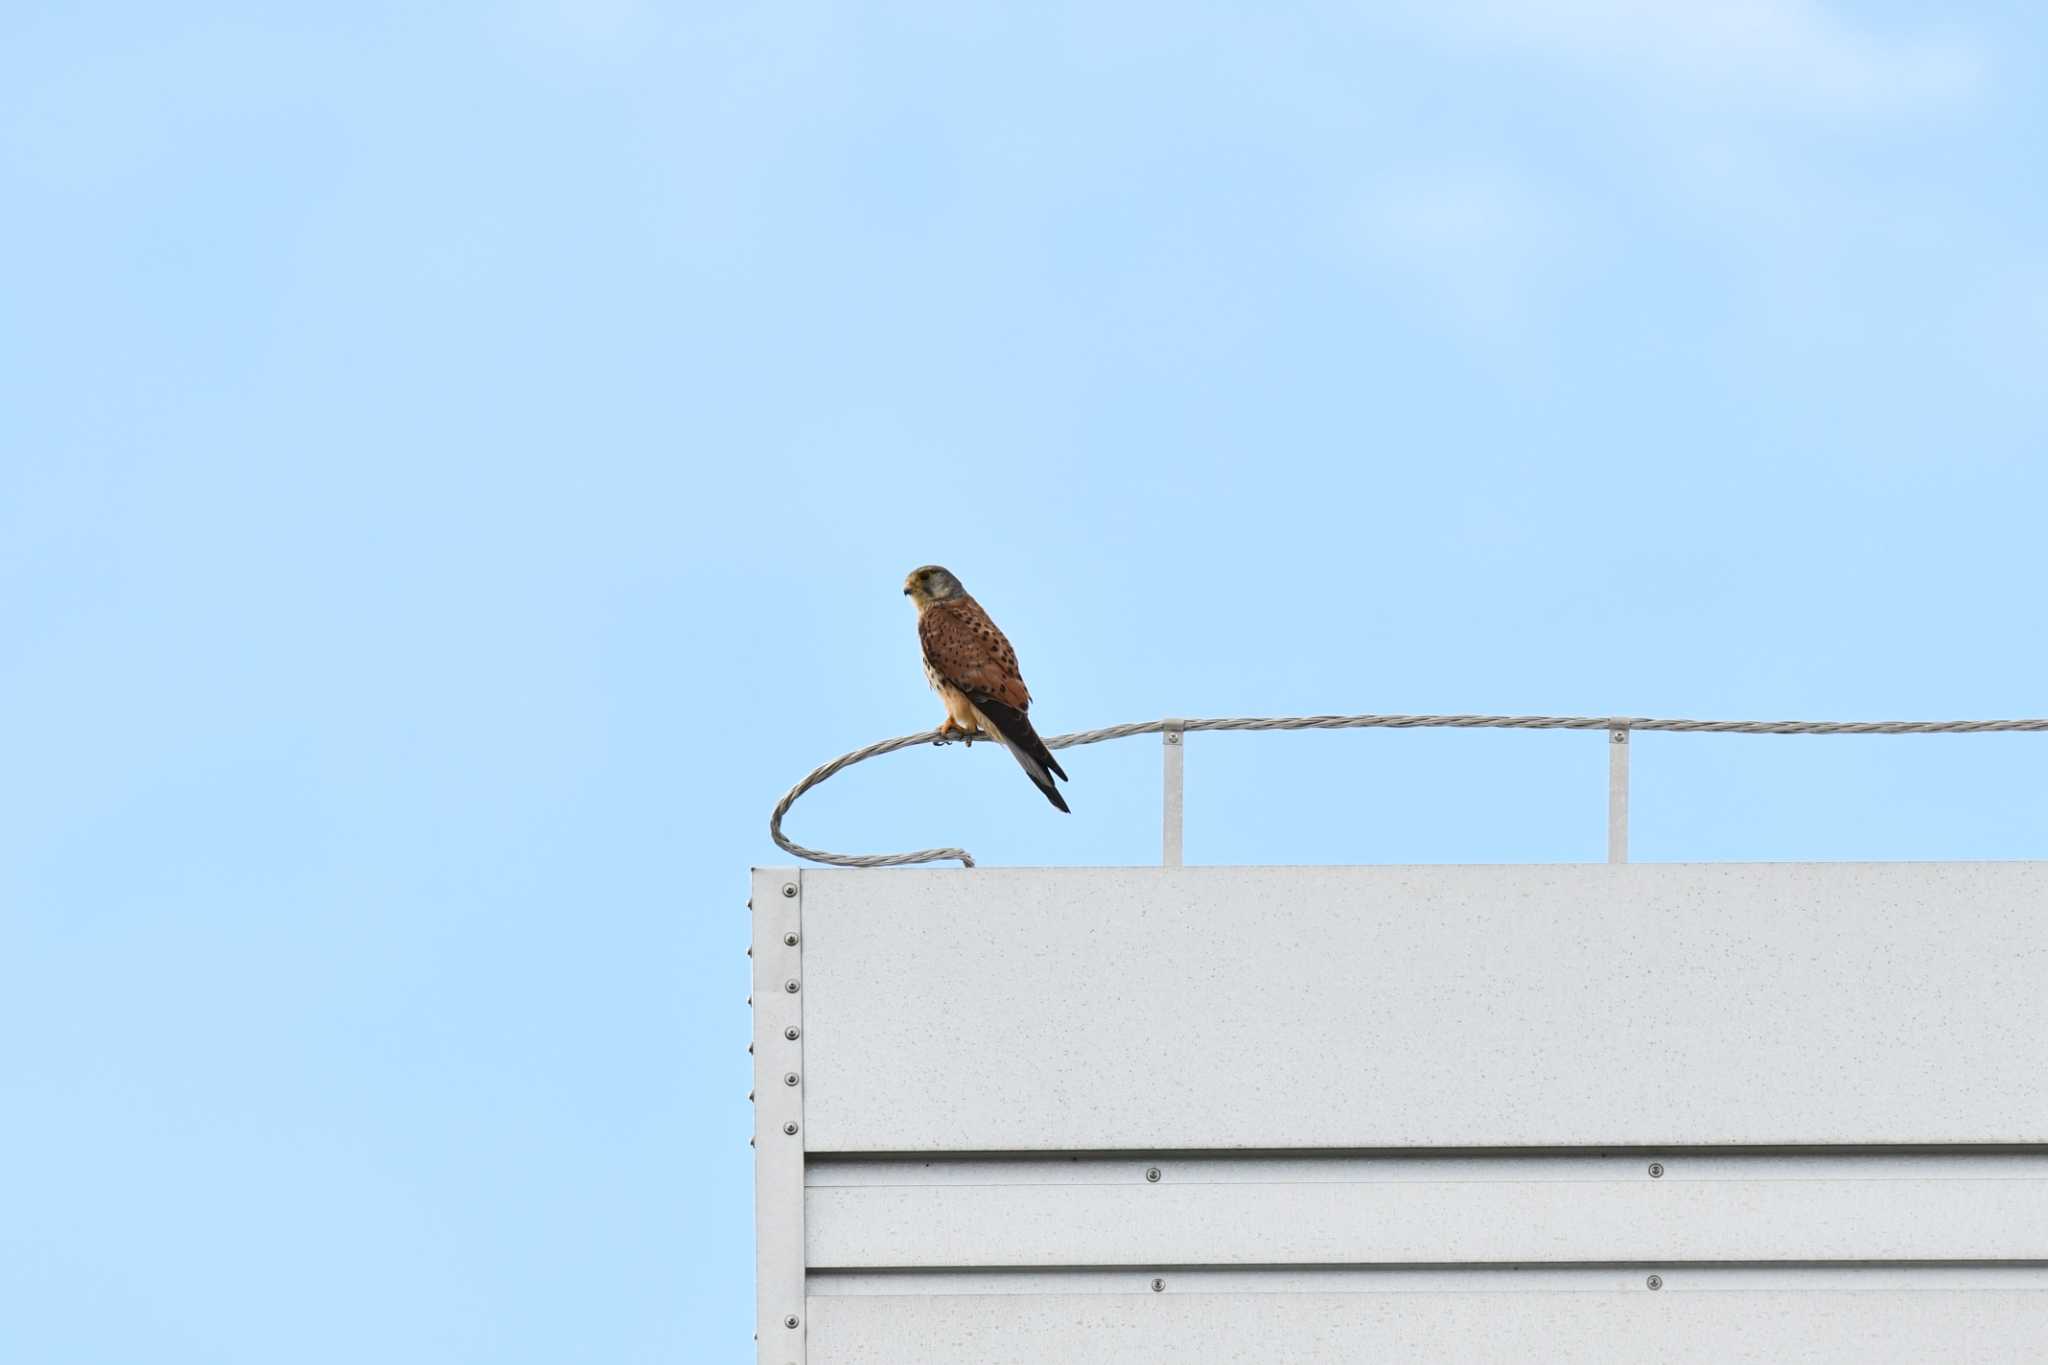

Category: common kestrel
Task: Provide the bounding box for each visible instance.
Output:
[903,565,1070,813]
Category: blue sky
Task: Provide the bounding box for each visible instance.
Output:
[3,3,2045,1361]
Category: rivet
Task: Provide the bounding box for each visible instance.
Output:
[784,1072,800,1087]
[781,883,798,899]
[784,979,800,994]
[784,1314,800,1329]
[1646,1274,1663,1291]
[1145,1167,1161,1183]
[784,932,799,947]
[783,1121,798,1136]
[1648,1162,1664,1179]
[785,1026,800,1041]
[1151,1278,1165,1292]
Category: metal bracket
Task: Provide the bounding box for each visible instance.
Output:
[1608,727,1630,864]
[752,870,807,1362]
[1162,722,1184,867]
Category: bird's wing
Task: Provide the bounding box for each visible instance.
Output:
[919,596,1031,711]
[920,594,1069,809]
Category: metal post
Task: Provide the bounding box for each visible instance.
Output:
[1163,722,1184,867]
[1608,728,1630,864]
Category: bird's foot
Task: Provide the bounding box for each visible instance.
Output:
[934,720,985,747]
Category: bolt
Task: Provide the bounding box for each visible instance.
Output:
[781,883,798,899]
[784,932,799,947]
[784,1026,800,1041]
[1151,1278,1165,1293]
[1145,1167,1161,1183]
[784,1072,799,1087]
[1164,732,1181,745]
[784,1314,800,1329]
[1648,1162,1664,1179]
[784,979,800,994]
[1611,729,1628,743]
[783,1121,798,1136]
[1646,1274,1663,1291]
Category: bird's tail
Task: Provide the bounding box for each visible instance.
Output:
[973,696,1071,813]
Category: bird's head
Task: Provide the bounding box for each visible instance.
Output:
[903,564,965,608]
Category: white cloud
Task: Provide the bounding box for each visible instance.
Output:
[1437,0,1983,116]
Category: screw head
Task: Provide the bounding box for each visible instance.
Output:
[784,979,800,994]
[784,932,799,947]
[784,1072,799,1087]
[1145,1167,1161,1183]
[781,883,798,899]
[784,1025,800,1041]
[1151,1278,1165,1292]
[1611,728,1628,743]
[1646,1274,1663,1291]
[1648,1162,1665,1179]
[784,1314,800,1329]
[783,1121,798,1135]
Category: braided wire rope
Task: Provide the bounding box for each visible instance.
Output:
[769,713,2048,869]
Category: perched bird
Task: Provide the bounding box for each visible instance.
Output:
[903,565,1071,813]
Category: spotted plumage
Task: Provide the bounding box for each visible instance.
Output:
[903,565,1070,813]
